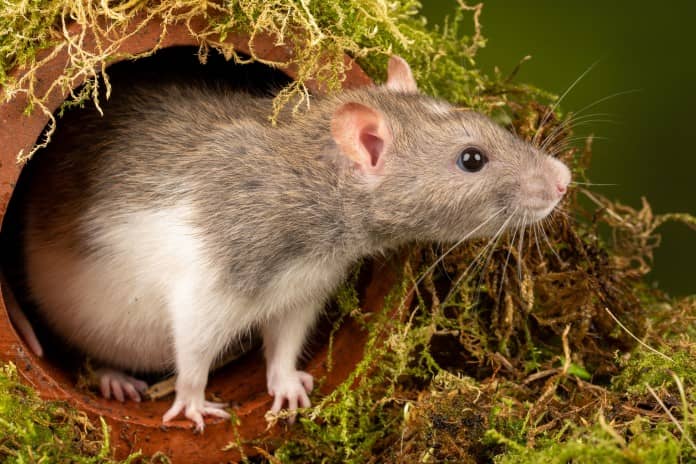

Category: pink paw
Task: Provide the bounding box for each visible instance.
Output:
[268,370,313,422]
[96,368,148,402]
[162,396,229,433]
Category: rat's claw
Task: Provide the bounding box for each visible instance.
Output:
[298,371,314,392]
[205,400,227,407]
[96,368,148,403]
[111,380,125,402]
[162,397,230,432]
[162,400,186,423]
[122,382,140,402]
[135,380,149,394]
[188,410,205,433]
[100,375,111,399]
[268,370,313,423]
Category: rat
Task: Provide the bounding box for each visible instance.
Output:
[15,56,570,431]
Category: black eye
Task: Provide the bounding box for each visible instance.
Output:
[456,147,488,172]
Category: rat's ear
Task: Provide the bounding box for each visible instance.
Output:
[385,55,418,93]
[331,102,392,176]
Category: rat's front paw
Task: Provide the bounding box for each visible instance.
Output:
[268,370,313,422]
[162,393,230,433]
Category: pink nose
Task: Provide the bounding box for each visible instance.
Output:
[556,182,567,195]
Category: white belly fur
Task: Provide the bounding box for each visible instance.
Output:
[25,205,348,372]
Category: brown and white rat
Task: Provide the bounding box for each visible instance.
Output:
[18,56,570,431]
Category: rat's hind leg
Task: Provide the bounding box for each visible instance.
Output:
[95,367,148,402]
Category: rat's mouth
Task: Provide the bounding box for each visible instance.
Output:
[520,200,559,224]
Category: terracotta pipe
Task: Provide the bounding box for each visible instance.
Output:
[0,12,394,461]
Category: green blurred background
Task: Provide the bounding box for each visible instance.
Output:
[422,1,695,296]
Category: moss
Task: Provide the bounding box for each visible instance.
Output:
[489,412,693,464]
[612,345,696,399]
[1,0,695,462]
[0,362,139,463]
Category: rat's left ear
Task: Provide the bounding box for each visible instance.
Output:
[331,102,392,177]
[385,55,418,93]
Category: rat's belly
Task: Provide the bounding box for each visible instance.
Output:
[23,205,208,372]
[25,241,175,371]
[24,203,352,373]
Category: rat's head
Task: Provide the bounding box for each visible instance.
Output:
[330,56,571,245]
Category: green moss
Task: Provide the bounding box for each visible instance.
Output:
[1,1,695,462]
[490,417,690,464]
[0,362,139,463]
[0,0,64,83]
[612,347,696,399]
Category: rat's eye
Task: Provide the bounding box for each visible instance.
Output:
[456,147,488,172]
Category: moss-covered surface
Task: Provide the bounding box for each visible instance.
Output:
[1,1,695,462]
[0,363,141,463]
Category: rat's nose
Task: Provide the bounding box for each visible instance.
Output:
[551,158,571,197]
[556,182,567,196]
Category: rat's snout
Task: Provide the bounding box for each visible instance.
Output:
[517,156,571,222]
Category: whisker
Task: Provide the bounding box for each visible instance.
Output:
[550,208,572,221]
[442,234,498,305]
[533,60,600,147]
[570,181,617,187]
[546,212,562,230]
[404,207,506,302]
[543,119,616,144]
[444,209,518,306]
[476,208,519,301]
[435,243,455,284]
[468,213,518,307]
[571,88,641,118]
[539,125,607,151]
[472,225,508,303]
[537,88,638,154]
[539,119,614,154]
[497,216,522,303]
[550,206,573,227]
[517,213,526,279]
[549,112,616,131]
[545,112,614,136]
[547,135,610,156]
[532,222,544,261]
[538,218,563,264]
